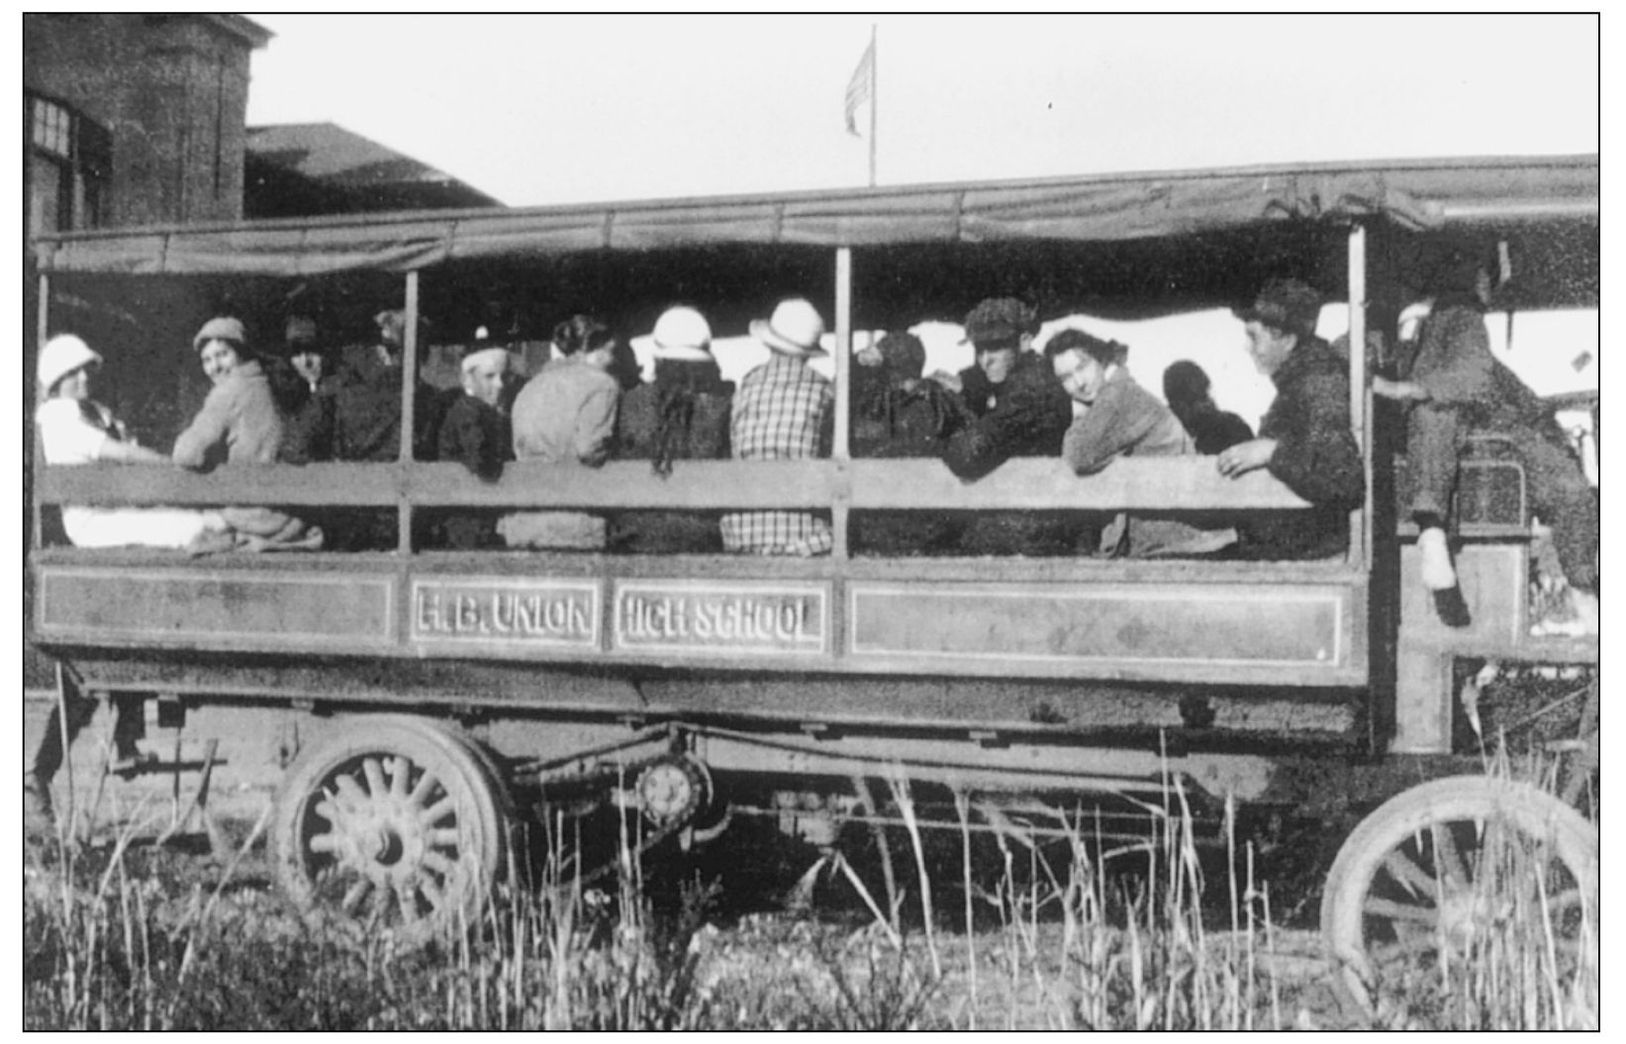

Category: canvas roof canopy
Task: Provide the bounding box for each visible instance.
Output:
[32,154,1598,280]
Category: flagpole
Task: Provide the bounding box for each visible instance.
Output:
[867,23,878,188]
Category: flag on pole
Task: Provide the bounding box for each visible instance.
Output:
[844,38,875,136]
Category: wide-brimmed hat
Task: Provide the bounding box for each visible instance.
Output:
[962,297,1037,347]
[1234,279,1321,338]
[193,316,248,352]
[38,333,102,392]
[750,298,827,357]
[651,306,713,361]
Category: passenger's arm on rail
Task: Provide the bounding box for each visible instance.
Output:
[941,373,1070,481]
[1061,393,1156,476]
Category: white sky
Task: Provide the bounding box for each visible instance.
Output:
[244,11,1600,208]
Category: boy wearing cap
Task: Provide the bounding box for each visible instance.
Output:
[434,345,513,549]
[939,297,1075,556]
[1218,279,1363,560]
[273,314,337,464]
[721,298,835,556]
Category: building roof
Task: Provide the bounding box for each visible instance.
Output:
[245,122,502,213]
[197,14,274,48]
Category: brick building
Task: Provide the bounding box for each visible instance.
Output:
[23,14,271,682]
[24,13,272,236]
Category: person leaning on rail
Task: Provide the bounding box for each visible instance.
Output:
[269,314,338,465]
[1217,280,1363,560]
[173,317,323,553]
[500,314,623,550]
[936,297,1076,556]
[849,329,968,555]
[1373,248,1598,636]
[1046,329,1236,558]
[610,306,735,554]
[434,341,514,550]
[33,332,231,551]
[720,298,835,556]
[331,308,449,465]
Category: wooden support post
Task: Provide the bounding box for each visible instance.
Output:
[1347,223,1369,566]
[398,270,420,554]
[32,271,50,551]
[833,247,853,559]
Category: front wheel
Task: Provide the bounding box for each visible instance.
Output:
[1320,775,1598,1019]
[272,715,509,946]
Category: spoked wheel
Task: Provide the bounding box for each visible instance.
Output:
[273,716,510,946]
[1321,775,1598,1018]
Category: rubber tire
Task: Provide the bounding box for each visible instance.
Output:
[1320,775,1599,1016]
[273,715,508,947]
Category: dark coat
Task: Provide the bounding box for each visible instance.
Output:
[942,352,1072,480]
[610,377,733,553]
[332,344,449,462]
[434,394,511,550]
[942,352,1078,556]
[438,394,511,481]
[850,374,969,555]
[1239,336,1364,560]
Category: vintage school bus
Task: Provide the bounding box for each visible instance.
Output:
[28,154,1598,1004]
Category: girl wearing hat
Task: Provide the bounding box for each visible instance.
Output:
[34,333,229,549]
[611,306,734,552]
[173,317,322,550]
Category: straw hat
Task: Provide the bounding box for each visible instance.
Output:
[650,306,713,361]
[749,298,827,357]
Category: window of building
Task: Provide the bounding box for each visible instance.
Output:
[26,93,111,236]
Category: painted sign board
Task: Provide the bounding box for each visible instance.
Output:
[411,577,600,648]
[612,580,829,656]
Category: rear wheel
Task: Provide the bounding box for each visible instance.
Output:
[273,715,509,946]
[1320,775,1598,1018]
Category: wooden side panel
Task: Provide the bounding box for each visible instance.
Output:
[34,557,1366,688]
[850,582,1348,672]
[37,567,396,647]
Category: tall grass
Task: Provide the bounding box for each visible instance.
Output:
[23,761,1598,1030]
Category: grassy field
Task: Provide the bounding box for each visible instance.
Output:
[23,761,1597,1031]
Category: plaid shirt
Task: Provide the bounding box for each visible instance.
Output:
[720,353,834,555]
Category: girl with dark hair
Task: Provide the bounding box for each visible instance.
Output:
[500,313,622,549]
[611,306,733,552]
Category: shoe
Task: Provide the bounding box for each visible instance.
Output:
[1417,528,1457,591]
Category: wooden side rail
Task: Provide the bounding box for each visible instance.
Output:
[36,456,1312,513]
